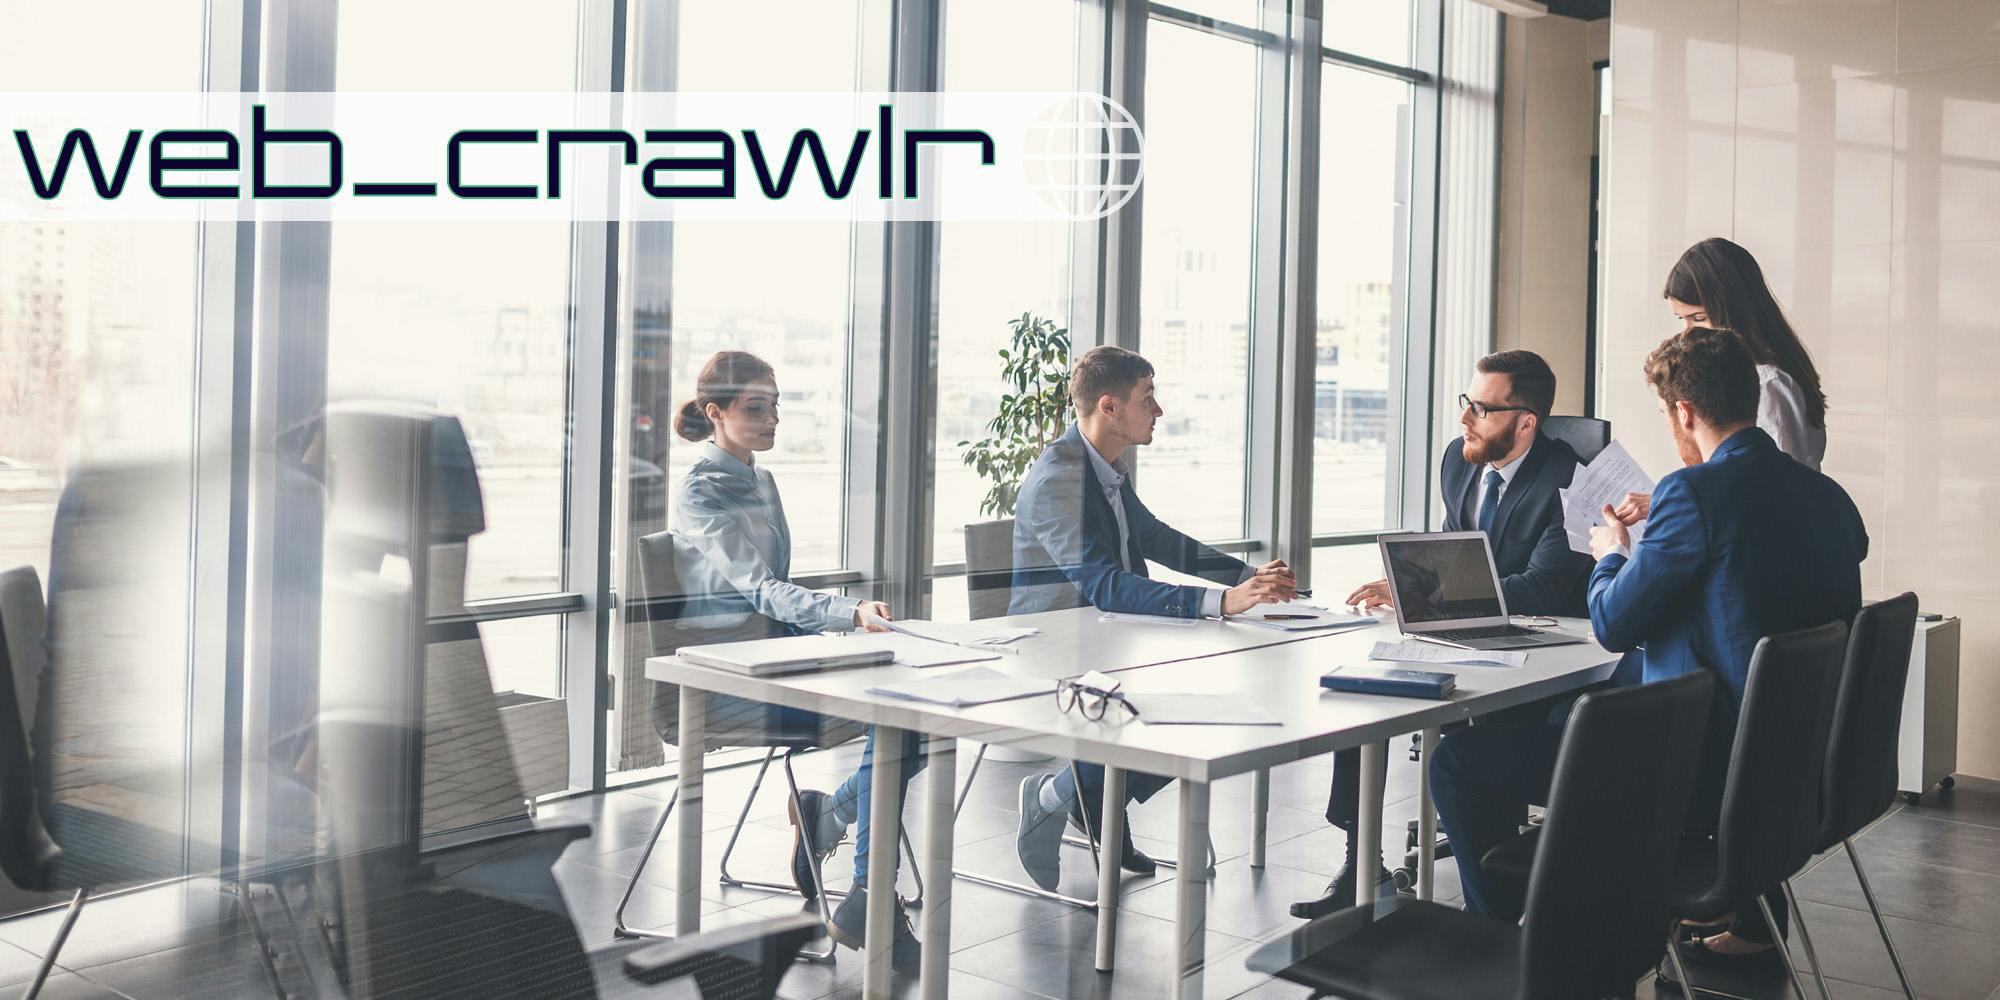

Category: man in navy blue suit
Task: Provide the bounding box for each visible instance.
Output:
[1294,350,1594,919]
[1009,345,1296,889]
[1428,328,1865,966]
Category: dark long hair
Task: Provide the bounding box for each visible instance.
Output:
[1663,238,1826,428]
[674,351,776,442]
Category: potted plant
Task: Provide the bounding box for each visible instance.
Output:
[958,313,1070,762]
[958,312,1073,518]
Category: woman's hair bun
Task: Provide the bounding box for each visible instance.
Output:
[673,398,712,442]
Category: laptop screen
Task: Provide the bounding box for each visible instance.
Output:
[1382,535,1504,624]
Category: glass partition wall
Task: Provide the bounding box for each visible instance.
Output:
[0,0,1459,854]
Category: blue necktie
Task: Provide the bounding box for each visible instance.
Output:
[1477,469,1504,534]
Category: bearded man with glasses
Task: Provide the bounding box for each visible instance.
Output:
[1292,349,1595,919]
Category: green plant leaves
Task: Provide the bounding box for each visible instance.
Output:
[959,312,1072,518]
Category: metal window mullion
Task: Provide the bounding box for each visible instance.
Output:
[187,0,260,886]
[871,0,946,619]
[1397,0,1445,533]
[240,0,338,885]
[1099,0,1148,355]
[562,0,628,794]
[1322,45,1430,84]
[1146,2,1278,47]
[1243,0,1297,562]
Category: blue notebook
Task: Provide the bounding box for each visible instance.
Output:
[1321,666,1456,699]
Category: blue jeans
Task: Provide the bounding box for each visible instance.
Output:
[826,726,926,882]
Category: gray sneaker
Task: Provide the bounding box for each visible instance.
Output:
[1016,774,1066,891]
[789,790,846,902]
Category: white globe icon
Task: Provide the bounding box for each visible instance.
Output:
[1023,94,1145,220]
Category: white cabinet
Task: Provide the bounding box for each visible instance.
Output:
[1898,617,1960,802]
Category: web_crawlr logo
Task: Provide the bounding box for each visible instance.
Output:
[0,91,1144,223]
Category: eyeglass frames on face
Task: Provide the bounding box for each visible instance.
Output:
[1459,393,1533,420]
[1055,677,1139,721]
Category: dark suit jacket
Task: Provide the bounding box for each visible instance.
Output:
[1588,427,1867,709]
[1439,433,1593,617]
[1009,424,1253,617]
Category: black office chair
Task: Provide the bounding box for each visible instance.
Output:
[1249,670,1715,1000]
[1785,593,1920,1000]
[613,531,919,955]
[624,912,824,998]
[1484,621,1848,999]
[1539,415,1612,464]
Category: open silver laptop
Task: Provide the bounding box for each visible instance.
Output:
[1378,531,1583,650]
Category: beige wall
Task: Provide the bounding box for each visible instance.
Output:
[1494,14,1600,416]
[1602,0,2000,778]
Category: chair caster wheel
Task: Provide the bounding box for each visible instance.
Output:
[1941,775,1956,791]
[1391,868,1417,893]
[1902,791,1923,805]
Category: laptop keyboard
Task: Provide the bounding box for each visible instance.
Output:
[1427,624,1541,641]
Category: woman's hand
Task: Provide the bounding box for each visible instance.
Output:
[855,601,894,632]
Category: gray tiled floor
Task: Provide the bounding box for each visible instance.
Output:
[2,752,1996,999]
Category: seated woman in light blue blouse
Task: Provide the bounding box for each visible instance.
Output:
[672,350,923,966]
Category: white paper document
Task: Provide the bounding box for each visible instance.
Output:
[840,633,1002,669]
[1134,692,1281,726]
[1561,440,1655,556]
[886,618,1039,646]
[866,666,1049,707]
[1367,640,1527,669]
[1098,612,1199,627]
[1230,602,1382,633]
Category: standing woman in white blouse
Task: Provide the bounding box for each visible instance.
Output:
[1614,238,1828,528]
[1662,237,1828,468]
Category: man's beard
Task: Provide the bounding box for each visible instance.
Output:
[1670,416,1703,466]
[1461,421,1519,465]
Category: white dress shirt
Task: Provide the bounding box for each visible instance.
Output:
[1756,364,1826,471]
[1473,448,1526,525]
[1082,437,1226,618]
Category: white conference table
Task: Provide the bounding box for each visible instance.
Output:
[647,608,1621,1000]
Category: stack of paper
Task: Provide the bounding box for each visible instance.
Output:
[1231,601,1381,633]
[840,633,1002,669]
[1098,612,1199,627]
[1559,440,1654,556]
[1367,640,1527,669]
[862,614,1039,649]
[1134,693,1281,726]
[866,666,1048,707]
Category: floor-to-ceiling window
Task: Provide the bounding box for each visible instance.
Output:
[1137,14,1262,544]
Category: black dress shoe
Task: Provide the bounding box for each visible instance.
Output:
[1068,802,1157,875]
[1289,862,1394,919]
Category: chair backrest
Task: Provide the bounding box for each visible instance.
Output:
[1819,593,1920,848]
[1518,670,1715,1000]
[0,567,59,892]
[0,567,46,743]
[1715,620,1848,900]
[1539,416,1612,464]
[635,531,858,751]
[963,519,1017,621]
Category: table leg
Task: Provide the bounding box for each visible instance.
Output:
[920,740,955,1000]
[1250,767,1270,869]
[864,726,906,1000]
[675,693,706,935]
[1094,766,1127,972]
[1173,781,1211,1000]
[1355,740,1385,907]
[1417,726,1440,901]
